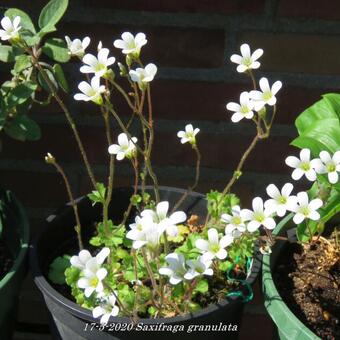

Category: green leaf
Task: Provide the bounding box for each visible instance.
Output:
[42,38,70,63]
[38,69,58,93]
[14,55,31,74]
[38,24,57,38]
[20,31,40,47]
[65,266,80,286]
[53,64,69,92]
[5,8,36,33]
[38,0,69,29]
[0,45,14,63]
[87,182,106,206]
[194,279,209,294]
[5,114,41,141]
[7,81,37,108]
[292,119,340,155]
[48,255,70,285]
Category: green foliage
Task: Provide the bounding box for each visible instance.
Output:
[88,183,106,206]
[53,64,69,92]
[194,279,209,294]
[38,68,58,93]
[0,46,14,63]
[206,191,240,221]
[48,255,70,284]
[292,93,340,155]
[42,38,70,63]
[4,114,41,141]
[38,0,69,30]
[7,81,37,108]
[14,55,31,74]
[90,221,126,248]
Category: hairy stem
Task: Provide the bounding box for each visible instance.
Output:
[51,160,83,250]
[31,57,97,188]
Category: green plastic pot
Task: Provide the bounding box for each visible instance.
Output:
[262,214,320,340]
[0,190,30,340]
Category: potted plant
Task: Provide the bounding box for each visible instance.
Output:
[0,0,289,339]
[262,93,340,339]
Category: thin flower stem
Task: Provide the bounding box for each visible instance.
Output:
[172,145,201,213]
[31,56,97,189]
[50,160,83,250]
[112,81,135,110]
[248,70,257,90]
[101,106,115,235]
[121,157,139,226]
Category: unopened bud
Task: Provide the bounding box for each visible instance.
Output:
[45,152,55,164]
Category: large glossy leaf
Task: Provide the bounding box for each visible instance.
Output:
[38,0,69,29]
[295,93,340,135]
[292,118,340,155]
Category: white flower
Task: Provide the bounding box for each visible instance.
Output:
[289,191,323,225]
[230,43,263,73]
[74,76,105,105]
[113,32,147,56]
[0,16,21,41]
[221,205,246,238]
[108,133,137,161]
[126,215,166,250]
[195,228,233,261]
[80,48,115,77]
[65,36,90,58]
[70,247,110,270]
[77,250,110,297]
[184,256,213,280]
[313,150,340,184]
[249,77,282,111]
[285,148,318,182]
[92,294,119,325]
[177,124,200,145]
[159,253,187,285]
[264,183,297,217]
[129,63,157,90]
[141,201,186,237]
[226,92,255,123]
[241,197,276,232]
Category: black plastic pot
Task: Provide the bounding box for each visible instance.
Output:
[30,186,261,340]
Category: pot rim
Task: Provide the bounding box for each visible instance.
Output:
[30,185,262,324]
[262,213,320,339]
[0,192,29,290]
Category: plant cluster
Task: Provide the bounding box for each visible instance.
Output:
[1,0,339,328]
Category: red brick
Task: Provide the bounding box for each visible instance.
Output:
[79,0,266,15]
[58,23,225,68]
[153,131,295,174]
[278,0,340,20]
[238,32,340,75]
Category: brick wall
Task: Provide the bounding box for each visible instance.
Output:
[1,0,339,231]
[1,1,339,338]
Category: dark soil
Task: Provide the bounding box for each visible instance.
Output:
[274,239,340,340]
[0,239,13,280]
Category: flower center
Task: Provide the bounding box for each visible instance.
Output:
[263,91,272,101]
[95,63,106,73]
[243,57,252,66]
[90,277,99,287]
[254,212,265,223]
[240,105,250,114]
[327,163,336,172]
[300,206,310,217]
[231,216,242,225]
[300,162,310,171]
[278,195,287,204]
[210,244,220,253]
